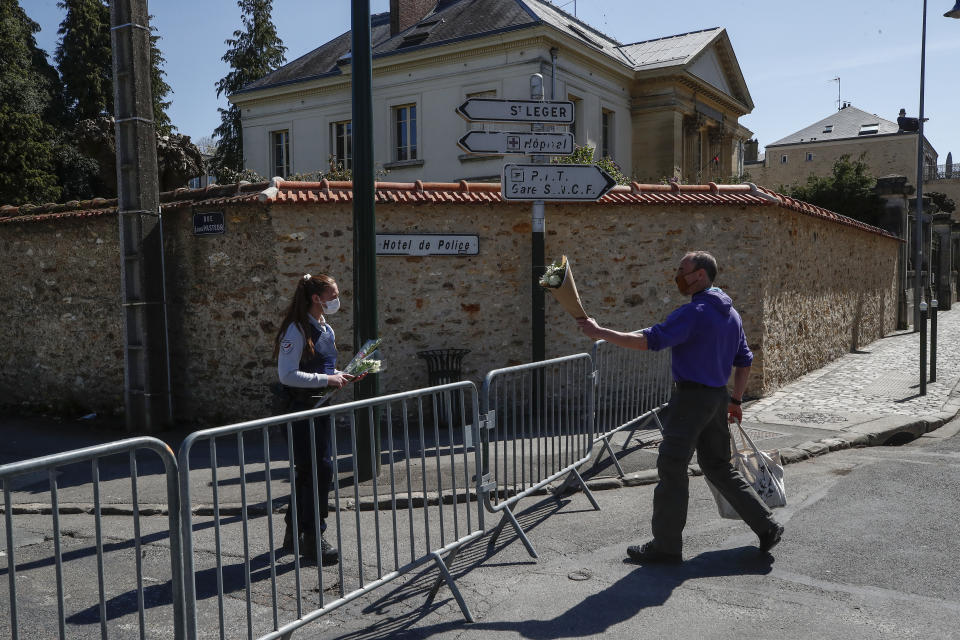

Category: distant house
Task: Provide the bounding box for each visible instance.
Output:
[746,103,938,191]
[231,0,755,184]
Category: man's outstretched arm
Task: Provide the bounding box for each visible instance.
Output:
[577,317,648,351]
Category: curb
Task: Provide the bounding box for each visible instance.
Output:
[578,413,954,493]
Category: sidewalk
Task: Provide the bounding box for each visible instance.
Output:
[2,307,959,510]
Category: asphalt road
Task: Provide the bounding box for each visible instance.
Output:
[3,421,959,639]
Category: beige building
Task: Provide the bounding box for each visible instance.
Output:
[746,104,938,191]
[233,0,755,185]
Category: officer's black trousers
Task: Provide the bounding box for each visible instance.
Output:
[284,402,334,539]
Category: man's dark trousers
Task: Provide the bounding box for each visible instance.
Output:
[652,384,776,555]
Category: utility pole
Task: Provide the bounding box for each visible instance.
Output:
[351,0,380,480]
[111,0,173,432]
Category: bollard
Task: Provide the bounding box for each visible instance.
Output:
[919,301,928,396]
[930,299,938,383]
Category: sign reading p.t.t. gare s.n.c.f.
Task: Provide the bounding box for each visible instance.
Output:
[501,164,617,202]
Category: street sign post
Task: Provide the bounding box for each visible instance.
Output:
[456,98,575,124]
[458,130,574,155]
[501,163,616,201]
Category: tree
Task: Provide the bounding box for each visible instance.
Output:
[55,0,112,120]
[213,0,286,181]
[552,145,630,185]
[927,191,956,214]
[0,0,61,204]
[786,154,885,226]
[56,1,174,132]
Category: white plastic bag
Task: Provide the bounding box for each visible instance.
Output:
[707,420,786,520]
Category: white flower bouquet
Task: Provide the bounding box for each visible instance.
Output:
[539,255,588,319]
[342,337,383,378]
[312,337,383,406]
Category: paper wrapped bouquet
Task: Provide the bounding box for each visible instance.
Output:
[539,255,588,319]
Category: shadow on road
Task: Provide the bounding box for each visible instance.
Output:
[333,543,772,640]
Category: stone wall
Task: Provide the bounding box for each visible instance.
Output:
[0,214,123,415]
[0,188,900,425]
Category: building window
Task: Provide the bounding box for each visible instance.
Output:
[780,154,788,164]
[601,109,614,159]
[394,104,417,161]
[823,124,833,133]
[859,123,879,136]
[568,94,582,142]
[331,120,352,170]
[806,152,814,162]
[271,130,290,177]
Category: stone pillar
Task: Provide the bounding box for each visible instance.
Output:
[933,213,953,309]
[683,114,705,183]
[875,176,912,328]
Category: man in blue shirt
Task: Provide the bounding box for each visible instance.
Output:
[578,251,783,563]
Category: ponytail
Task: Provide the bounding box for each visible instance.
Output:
[272,274,337,360]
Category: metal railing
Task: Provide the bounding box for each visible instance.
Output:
[478,354,599,559]
[591,340,672,476]
[0,437,186,640]
[177,382,484,640]
[924,163,958,181]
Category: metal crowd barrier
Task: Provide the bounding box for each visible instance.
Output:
[591,340,672,476]
[478,353,599,559]
[178,382,484,640]
[0,437,186,640]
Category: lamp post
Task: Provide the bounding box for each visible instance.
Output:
[915,1,960,396]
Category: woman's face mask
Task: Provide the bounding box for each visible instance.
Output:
[321,296,340,315]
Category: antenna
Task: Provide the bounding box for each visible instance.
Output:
[832,77,840,110]
[556,0,577,16]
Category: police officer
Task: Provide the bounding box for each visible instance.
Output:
[578,251,784,563]
[273,273,354,564]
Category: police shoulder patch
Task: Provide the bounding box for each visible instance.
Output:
[280,340,294,354]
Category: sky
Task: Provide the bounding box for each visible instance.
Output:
[23,0,960,165]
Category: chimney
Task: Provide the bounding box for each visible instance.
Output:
[390,0,436,36]
[744,139,759,163]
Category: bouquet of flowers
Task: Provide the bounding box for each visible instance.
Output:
[312,337,383,406]
[539,255,588,319]
[342,337,383,378]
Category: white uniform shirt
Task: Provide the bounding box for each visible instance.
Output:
[277,315,338,388]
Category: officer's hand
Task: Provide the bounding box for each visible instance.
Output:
[727,403,743,424]
[327,373,354,389]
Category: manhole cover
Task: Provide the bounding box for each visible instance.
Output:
[773,412,848,424]
[742,427,784,441]
[567,569,592,581]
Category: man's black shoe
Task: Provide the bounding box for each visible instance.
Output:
[758,523,784,555]
[626,541,682,564]
[302,535,340,565]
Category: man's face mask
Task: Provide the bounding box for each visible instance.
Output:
[675,268,699,295]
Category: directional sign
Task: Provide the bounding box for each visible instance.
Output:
[501,164,617,202]
[456,98,575,124]
[458,130,574,156]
